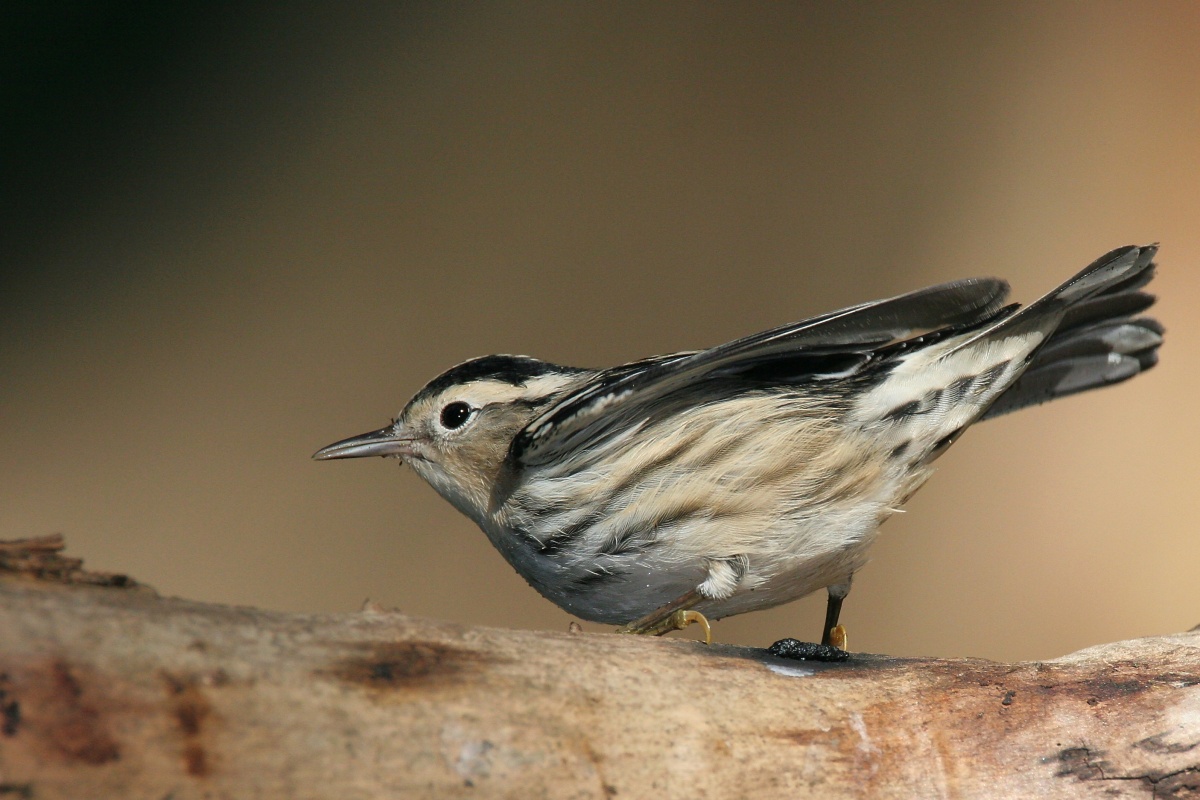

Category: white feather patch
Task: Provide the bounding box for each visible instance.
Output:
[851,331,1044,430]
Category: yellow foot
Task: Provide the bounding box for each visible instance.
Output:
[828,624,848,651]
[674,610,713,645]
[617,609,713,645]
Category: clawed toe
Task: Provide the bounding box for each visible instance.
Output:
[618,608,713,644]
[616,590,713,644]
[827,624,848,650]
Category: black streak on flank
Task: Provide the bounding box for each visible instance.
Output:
[535,533,572,558]
[882,399,921,423]
[943,375,977,405]
[606,436,698,499]
[325,642,499,691]
[598,529,654,557]
[531,513,603,558]
[928,427,964,459]
[883,360,1013,426]
[976,360,1010,388]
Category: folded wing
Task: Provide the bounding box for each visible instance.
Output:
[512,276,1012,467]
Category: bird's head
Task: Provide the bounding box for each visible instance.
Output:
[313,355,587,521]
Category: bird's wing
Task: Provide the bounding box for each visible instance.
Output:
[512,276,1011,467]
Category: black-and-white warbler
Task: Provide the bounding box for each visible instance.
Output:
[315,245,1162,648]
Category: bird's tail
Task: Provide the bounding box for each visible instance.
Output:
[981,244,1163,419]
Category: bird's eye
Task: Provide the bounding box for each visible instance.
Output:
[440,401,473,430]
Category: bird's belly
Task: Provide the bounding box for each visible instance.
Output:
[481,523,712,624]
[693,467,931,618]
[481,502,892,625]
[483,443,928,625]
[697,536,877,619]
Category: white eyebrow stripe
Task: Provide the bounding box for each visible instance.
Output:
[441,373,590,411]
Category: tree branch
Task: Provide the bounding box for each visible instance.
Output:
[0,536,1197,798]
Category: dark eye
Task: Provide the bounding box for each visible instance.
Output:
[440,401,473,430]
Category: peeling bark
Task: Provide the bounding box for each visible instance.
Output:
[0,536,1197,798]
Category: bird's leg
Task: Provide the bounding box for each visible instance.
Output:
[821,581,850,650]
[616,588,712,644]
[767,579,852,662]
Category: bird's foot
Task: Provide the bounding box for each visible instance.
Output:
[617,591,712,644]
[827,624,848,651]
[618,609,712,644]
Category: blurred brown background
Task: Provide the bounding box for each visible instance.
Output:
[3,2,1197,662]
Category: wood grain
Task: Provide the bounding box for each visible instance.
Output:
[0,536,1196,798]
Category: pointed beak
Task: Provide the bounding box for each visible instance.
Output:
[312,425,417,461]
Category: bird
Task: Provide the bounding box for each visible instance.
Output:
[314,245,1162,651]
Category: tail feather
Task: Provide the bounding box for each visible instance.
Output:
[1047,244,1157,307]
[1036,318,1162,362]
[1058,288,1155,334]
[981,245,1163,420]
